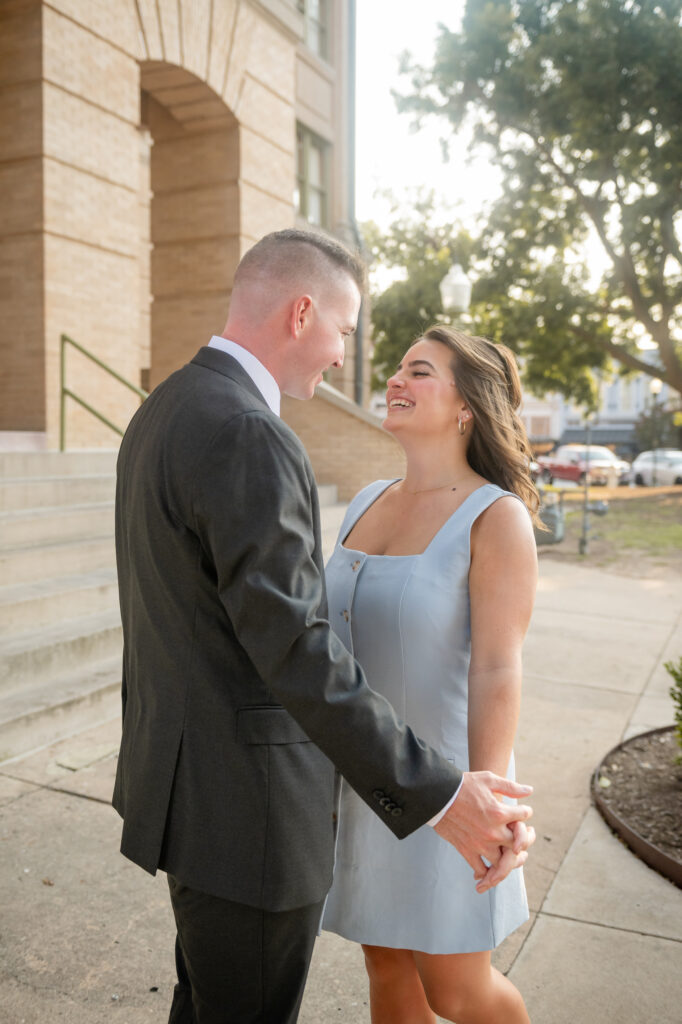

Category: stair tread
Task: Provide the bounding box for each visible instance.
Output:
[0,655,121,721]
[0,608,121,657]
[0,569,118,607]
[1,473,116,483]
[0,533,115,556]
[0,500,114,522]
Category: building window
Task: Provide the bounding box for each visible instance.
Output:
[297,0,329,61]
[607,379,619,412]
[296,124,330,227]
[530,415,551,439]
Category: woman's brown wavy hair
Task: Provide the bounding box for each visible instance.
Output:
[423,325,542,525]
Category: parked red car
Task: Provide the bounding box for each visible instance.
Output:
[536,445,630,486]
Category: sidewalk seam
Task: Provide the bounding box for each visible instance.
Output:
[0,772,112,806]
[536,909,682,944]
[620,606,682,744]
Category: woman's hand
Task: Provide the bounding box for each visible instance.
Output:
[434,770,534,885]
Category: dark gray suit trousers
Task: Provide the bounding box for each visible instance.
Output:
[168,877,324,1024]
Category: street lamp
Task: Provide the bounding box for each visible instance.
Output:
[650,378,662,486]
[439,263,472,320]
[579,412,595,555]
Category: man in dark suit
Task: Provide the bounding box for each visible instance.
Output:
[113,229,534,1023]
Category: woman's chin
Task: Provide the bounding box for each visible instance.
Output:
[382,414,406,434]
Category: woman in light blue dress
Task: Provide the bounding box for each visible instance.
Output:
[322,326,540,1023]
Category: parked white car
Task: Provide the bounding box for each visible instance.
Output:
[629,449,682,486]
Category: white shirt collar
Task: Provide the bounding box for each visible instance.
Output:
[207,336,281,416]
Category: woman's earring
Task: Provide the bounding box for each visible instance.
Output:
[458,417,467,436]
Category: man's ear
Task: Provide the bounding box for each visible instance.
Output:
[290,295,313,338]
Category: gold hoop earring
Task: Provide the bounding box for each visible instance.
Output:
[458,418,467,436]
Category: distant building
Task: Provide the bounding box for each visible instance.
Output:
[521,371,672,455]
[1,0,368,450]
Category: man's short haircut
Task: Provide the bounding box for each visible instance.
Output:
[234,228,366,295]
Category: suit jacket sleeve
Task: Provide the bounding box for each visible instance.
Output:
[191,410,461,838]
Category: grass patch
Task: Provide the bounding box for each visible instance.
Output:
[544,491,682,574]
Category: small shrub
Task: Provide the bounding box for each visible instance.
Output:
[664,657,682,764]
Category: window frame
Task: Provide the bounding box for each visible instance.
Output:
[297,0,330,61]
[296,123,331,229]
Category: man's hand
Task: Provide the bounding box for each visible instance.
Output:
[433,771,535,892]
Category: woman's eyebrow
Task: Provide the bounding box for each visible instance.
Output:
[395,359,437,371]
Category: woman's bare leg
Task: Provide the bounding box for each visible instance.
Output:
[362,945,436,1024]
[414,949,530,1024]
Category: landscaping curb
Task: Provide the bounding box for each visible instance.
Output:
[592,726,682,888]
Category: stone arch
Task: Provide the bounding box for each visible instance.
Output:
[0,0,299,447]
[138,63,240,388]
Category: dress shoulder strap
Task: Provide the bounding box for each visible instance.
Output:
[334,479,399,548]
[424,483,527,558]
[465,483,523,522]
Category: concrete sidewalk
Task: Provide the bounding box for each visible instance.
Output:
[1,554,681,1023]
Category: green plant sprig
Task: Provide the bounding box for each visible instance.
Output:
[664,657,682,764]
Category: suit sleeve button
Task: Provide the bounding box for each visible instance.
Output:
[372,789,384,801]
[391,807,403,817]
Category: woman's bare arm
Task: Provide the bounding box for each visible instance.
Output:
[468,496,537,779]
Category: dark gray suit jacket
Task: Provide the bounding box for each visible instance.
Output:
[112,346,461,911]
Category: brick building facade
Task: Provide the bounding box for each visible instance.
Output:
[1,0,380,459]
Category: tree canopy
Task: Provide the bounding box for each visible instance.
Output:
[393,0,682,405]
[363,194,473,390]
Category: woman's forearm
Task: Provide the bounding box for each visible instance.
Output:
[467,664,522,777]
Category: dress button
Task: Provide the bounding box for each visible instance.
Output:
[351,559,361,571]
[342,609,349,622]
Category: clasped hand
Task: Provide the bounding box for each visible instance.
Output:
[433,770,535,894]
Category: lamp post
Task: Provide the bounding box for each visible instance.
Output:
[439,263,472,324]
[649,378,662,486]
[579,413,594,556]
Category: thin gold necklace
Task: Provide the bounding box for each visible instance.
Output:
[401,476,473,495]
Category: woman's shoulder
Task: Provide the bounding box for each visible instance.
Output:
[348,478,400,510]
[471,486,535,548]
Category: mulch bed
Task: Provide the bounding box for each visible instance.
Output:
[596,729,682,867]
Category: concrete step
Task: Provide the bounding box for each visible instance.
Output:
[0,535,115,586]
[0,450,118,478]
[0,475,116,511]
[0,610,122,695]
[320,502,349,561]
[0,569,119,633]
[0,502,114,548]
[317,483,338,507]
[0,656,121,764]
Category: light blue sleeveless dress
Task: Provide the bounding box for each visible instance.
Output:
[321,479,529,954]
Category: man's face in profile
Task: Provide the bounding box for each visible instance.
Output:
[284,274,361,400]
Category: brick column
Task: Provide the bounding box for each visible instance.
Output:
[0,1,45,433]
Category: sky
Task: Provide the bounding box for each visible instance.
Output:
[354,3,613,296]
[355,1,501,231]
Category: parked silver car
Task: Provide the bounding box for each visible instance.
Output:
[629,449,682,486]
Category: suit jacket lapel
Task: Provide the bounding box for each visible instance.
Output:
[191,347,273,411]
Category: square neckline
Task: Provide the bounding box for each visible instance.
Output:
[339,479,496,558]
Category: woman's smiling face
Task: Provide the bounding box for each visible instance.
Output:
[383,339,468,438]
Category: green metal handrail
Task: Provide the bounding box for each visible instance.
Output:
[59,333,149,450]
